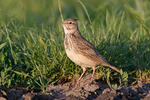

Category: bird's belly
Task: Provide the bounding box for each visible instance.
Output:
[66,49,95,67]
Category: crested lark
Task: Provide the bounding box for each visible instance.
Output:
[60,18,120,85]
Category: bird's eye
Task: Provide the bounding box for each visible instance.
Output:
[69,22,72,24]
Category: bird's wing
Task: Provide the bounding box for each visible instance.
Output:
[74,36,108,64]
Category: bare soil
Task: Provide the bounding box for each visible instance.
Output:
[1,74,150,100]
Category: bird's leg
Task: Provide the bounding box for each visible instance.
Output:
[75,67,86,87]
[91,67,96,83]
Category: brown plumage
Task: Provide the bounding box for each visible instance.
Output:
[60,18,120,85]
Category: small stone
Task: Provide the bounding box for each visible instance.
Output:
[23,93,34,100]
[102,88,111,94]
[0,97,7,100]
[0,90,7,96]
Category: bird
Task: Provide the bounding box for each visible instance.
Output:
[60,18,120,86]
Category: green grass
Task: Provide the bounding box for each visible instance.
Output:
[0,0,150,91]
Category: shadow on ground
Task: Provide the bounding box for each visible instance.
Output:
[1,74,150,100]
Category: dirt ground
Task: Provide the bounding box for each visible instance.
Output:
[1,74,150,100]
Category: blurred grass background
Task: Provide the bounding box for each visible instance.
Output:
[0,0,150,91]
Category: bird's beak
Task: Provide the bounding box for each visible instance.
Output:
[60,22,63,25]
[60,22,65,25]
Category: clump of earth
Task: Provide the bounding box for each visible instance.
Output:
[0,74,150,100]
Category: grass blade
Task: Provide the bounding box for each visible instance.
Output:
[0,42,7,50]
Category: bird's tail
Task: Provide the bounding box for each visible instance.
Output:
[105,64,120,73]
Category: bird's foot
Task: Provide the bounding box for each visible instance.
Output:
[90,77,96,84]
[71,80,80,90]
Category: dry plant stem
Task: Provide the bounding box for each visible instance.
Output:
[58,0,64,21]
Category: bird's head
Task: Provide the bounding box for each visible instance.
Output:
[60,18,78,34]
